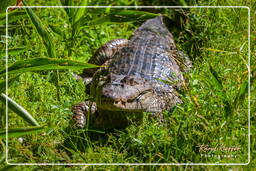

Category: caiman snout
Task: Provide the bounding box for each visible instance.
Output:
[99,75,154,111]
[101,75,152,101]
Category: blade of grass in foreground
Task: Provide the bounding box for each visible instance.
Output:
[0,93,39,126]
[0,58,99,77]
[0,125,46,138]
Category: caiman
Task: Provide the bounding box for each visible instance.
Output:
[72,15,192,130]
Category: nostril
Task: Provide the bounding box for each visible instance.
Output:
[114,100,126,106]
[129,78,134,85]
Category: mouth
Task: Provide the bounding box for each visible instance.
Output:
[98,90,153,112]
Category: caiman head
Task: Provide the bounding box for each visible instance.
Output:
[93,72,157,112]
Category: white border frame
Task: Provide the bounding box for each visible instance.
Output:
[5,6,250,166]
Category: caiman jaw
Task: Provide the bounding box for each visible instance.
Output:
[99,90,154,112]
[97,75,154,112]
[111,91,155,111]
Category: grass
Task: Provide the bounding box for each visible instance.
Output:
[0,0,255,170]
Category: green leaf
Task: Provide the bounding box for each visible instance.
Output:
[0,125,46,138]
[0,57,99,77]
[23,1,56,58]
[82,10,159,26]
[0,93,39,126]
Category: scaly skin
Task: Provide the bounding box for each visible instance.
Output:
[72,16,190,130]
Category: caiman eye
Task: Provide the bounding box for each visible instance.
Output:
[121,76,138,86]
[129,78,134,85]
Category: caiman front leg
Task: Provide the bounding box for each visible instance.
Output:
[72,101,97,128]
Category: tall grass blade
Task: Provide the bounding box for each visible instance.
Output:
[0,93,39,126]
[23,1,56,58]
[0,58,99,77]
[24,0,64,101]
[0,125,46,138]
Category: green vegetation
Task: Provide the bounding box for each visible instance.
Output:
[0,0,255,170]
